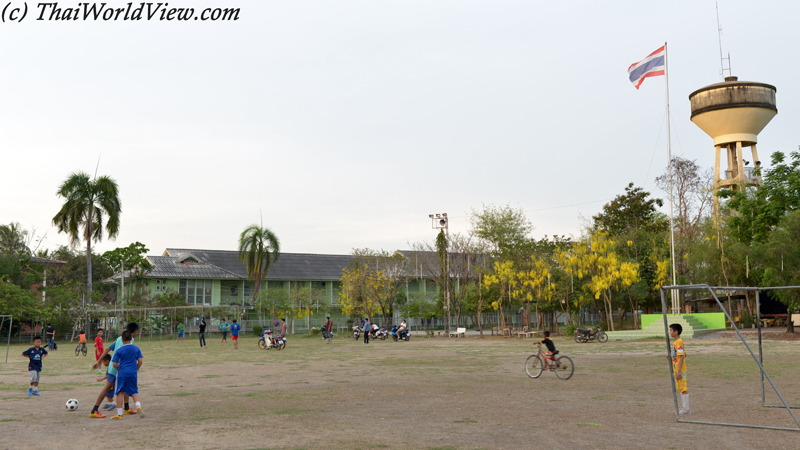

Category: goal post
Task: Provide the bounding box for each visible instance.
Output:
[659,284,800,431]
[0,315,11,363]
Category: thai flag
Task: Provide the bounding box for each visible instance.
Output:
[627,46,666,90]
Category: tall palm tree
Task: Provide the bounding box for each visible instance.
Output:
[238,224,280,304]
[0,222,31,256]
[52,172,121,301]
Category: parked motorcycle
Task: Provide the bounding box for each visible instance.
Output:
[258,330,287,350]
[371,327,389,340]
[574,325,608,343]
[352,326,363,340]
[391,326,410,342]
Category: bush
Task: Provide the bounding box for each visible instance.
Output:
[253,325,263,336]
[741,311,755,328]
[564,324,578,336]
[310,327,321,336]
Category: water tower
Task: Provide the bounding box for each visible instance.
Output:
[689,76,777,215]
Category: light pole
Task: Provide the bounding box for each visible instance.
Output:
[429,213,450,334]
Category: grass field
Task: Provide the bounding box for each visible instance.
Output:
[1,332,799,450]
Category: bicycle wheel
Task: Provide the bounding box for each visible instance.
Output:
[81,345,87,356]
[258,339,267,350]
[597,332,608,343]
[75,345,80,357]
[554,355,574,380]
[525,355,544,378]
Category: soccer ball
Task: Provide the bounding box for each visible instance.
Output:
[65,399,79,411]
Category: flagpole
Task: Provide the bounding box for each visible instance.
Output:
[665,41,679,315]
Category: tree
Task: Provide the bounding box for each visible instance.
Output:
[338,249,407,325]
[238,224,280,304]
[754,210,800,332]
[469,203,534,259]
[593,183,666,235]
[0,222,32,256]
[52,171,121,302]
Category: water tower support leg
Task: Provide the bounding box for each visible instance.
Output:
[736,141,745,181]
[726,145,734,176]
[751,144,760,168]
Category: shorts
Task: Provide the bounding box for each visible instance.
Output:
[29,370,41,383]
[222,332,228,339]
[114,375,139,396]
[676,373,688,393]
[105,373,117,398]
[178,332,184,338]
[232,335,238,341]
[544,351,555,360]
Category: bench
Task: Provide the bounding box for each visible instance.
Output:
[449,327,466,338]
[516,326,535,338]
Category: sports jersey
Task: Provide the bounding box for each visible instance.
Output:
[539,337,556,354]
[23,346,47,371]
[672,338,687,374]
[111,344,143,378]
[230,323,241,336]
[107,336,134,376]
[79,333,87,343]
[95,336,104,352]
[177,324,185,333]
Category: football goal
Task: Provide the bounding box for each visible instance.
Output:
[0,315,11,363]
[659,284,800,431]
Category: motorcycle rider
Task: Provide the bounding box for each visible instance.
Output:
[397,319,408,340]
[370,322,380,339]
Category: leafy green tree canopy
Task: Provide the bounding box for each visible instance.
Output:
[593,183,665,235]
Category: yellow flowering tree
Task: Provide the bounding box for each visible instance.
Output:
[516,256,555,330]
[483,260,516,330]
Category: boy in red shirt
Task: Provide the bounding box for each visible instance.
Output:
[94,329,104,362]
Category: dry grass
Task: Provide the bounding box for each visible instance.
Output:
[1,333,799,449]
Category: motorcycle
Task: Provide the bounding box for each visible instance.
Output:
[352,326,363,340]
[319,326,335,340]
[372,327,389,340]
[258,330,287,350]
[391,326,410,342]
[574,325,608,343]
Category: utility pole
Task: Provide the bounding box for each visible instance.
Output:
[429,213,450,334]
[120,261,125,335]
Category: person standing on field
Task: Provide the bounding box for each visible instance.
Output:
[323,316,333,344]
[46,324,56,351]
[230,319,241,350]
[363,317,370,344]
[199,317,207,348]
[220,318,229,344]
[176,322,185,343]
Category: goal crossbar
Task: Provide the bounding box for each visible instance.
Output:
[660,284,800,432]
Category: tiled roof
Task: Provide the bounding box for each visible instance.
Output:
[146,255,241,279]
[162,249,354,281]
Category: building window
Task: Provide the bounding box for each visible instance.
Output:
[179,279,211,305]
[244,285,250,297]
[155,279,168,291]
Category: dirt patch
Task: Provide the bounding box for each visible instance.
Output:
[1,335,799,449]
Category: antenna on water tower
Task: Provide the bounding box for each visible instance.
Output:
[716,2,732,79]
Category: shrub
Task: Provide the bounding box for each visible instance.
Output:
[253,325,263,336]
[310,327,321,336]
[564,324,578,336]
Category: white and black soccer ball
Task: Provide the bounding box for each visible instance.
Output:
[65,399,79,411]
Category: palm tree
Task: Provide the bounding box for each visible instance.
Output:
[52,172,121,301]
[0,222,31,256]
[238,224,280,304]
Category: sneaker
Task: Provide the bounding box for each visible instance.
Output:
[32,391,40,396]
[89,411,107,418]
[27,388,32,396]
[136,406,145,418]
[110,414,123,420]
[678,409,692,415]
[123,408,137,415]
[103,403,116,411]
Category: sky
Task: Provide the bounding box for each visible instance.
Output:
[1,0,798,257]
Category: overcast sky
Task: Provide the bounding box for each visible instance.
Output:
[1,0,798,257]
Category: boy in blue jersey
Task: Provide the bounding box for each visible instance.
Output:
[22,336,47,396]
[230,319,241,349]
[110,330,145,419]
[90,322,139,417]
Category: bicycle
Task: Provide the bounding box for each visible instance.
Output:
[525,342,574,380]
[75,342,88,357]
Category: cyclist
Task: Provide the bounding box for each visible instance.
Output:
[537,330,558,363]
